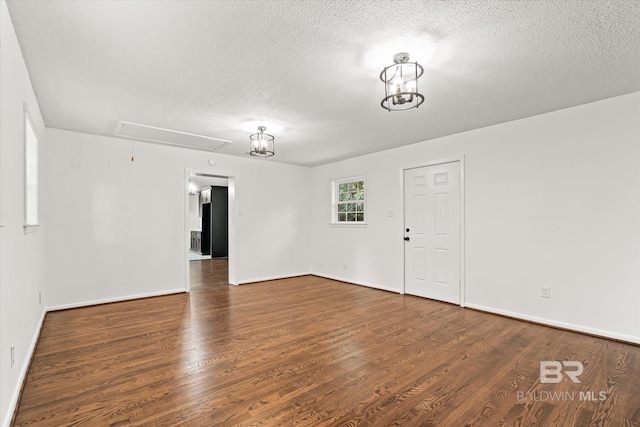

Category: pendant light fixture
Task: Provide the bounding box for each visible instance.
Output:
[380,52,424,111]
[249,126,275,157]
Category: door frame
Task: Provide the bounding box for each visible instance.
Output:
[401,156,466,307]
[184,168,237,291]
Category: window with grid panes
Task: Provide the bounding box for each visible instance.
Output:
[335,178,365,223]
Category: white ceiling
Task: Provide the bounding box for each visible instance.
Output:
[190,174,228,191]
[6,1,640,167]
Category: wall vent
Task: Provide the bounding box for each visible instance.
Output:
[114,121,231,152]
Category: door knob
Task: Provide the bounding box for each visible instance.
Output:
[404,236,410,241]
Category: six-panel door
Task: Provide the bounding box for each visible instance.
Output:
[404,162,461,304]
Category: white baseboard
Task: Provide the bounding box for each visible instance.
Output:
[465,303,640,345]
[46,288,187,312]
[310,272,401,294]
[238,272,311,285]
[3,308,46,427]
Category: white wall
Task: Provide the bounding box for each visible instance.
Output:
[0,1,47,425]
[310,92,640,343]
[44,128,311,308]
[188,193,199,231]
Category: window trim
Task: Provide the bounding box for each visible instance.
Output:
[23,103,39,233]
[330,175,367,227]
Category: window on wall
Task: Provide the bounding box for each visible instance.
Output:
[24,103,39,231]
[333,177,366,224]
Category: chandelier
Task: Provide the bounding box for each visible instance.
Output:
[380,52,424,111]
[249,126,275,157]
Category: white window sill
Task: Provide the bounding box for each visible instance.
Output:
[329,222,368,228]
[24,224,40,234]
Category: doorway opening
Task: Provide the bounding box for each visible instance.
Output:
[185,170,237,291]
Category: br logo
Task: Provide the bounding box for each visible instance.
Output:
[540,361,583,383]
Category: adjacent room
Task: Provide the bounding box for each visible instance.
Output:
[1,1,639,426]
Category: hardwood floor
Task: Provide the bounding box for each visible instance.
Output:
[189,258,229,290]
[13,263,640,426]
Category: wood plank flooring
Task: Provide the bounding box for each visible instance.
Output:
[13,260,640,426]
[190,258,229,290]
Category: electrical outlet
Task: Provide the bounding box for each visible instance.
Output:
[541,286,551,298]
[10,345,15,368]
[342,262,347,270]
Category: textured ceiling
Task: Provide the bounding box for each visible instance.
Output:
[6,1,640,166]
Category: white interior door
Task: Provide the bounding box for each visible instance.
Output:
[404,162,461,304]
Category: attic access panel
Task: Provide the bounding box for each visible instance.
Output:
[115,121,231,152]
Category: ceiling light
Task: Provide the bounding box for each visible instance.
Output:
[249,126,275,158]
[188,182,198,195]
[380,52,424,111]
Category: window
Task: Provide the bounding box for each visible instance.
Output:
[333,177,366,224]
[24,103,39,231]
